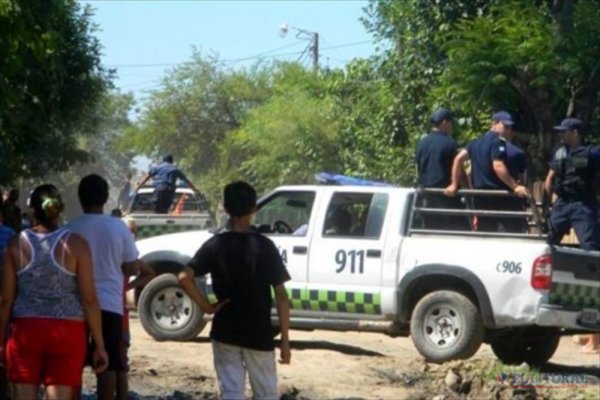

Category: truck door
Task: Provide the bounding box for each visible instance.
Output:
[306,191,389,316]
[254,190,316,293]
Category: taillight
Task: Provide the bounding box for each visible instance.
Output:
[531,254,552,290]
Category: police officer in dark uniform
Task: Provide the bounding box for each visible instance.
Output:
[544,118,600,250]
[415,108,468,229]
[445,111,529,232]
[136,155,199,214]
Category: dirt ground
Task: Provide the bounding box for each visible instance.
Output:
[82,314,600,399]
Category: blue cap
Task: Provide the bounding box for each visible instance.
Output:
[430,108,453,124]
[554,118,583,133]
[492,111,515,126]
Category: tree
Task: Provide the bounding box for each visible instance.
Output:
[23,90,135,220]
[221,65,342,194]
[362,0,600,181]
[121,51,273,179]
[436,0,600,174]
[325,59,410,184]
[0,0,111,184]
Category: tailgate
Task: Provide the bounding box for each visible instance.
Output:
[130,213,211,239]
[547,246,600,327]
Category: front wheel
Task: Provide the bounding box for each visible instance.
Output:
[490,328,560,366]
[410,290,484,363]
[138,274,207,341]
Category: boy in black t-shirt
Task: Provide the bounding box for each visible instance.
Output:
[178,181,291,399]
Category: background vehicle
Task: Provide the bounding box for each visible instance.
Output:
[125,186,214,239]
[130,184,599,365]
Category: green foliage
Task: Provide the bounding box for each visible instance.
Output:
[363,0,600,179]
[23,91,135,220]
[120,51,273,179]
[223,86,341,194]
[0,0,111,183]
[326,59,409,184]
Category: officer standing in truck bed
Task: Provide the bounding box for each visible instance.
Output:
[415,108,468,229]
[544,118,600,250]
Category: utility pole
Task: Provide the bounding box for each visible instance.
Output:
[280,23,319,72]
[311,32,319,72]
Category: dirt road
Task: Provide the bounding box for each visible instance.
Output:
[82,314,599,399]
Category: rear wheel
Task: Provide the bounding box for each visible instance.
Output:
[138,274,206,341]
[410,290,484,363]
[491,328,560,366]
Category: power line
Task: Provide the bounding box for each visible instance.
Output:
[106,39,373,69]
[321,40,372,50]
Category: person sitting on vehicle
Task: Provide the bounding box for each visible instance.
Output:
[135,155,199,214]
[324,207,352,236]
[445,111,529,232]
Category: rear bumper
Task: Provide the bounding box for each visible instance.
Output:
[536,304,600,331]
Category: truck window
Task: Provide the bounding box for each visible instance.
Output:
[323,192,388,239]
[130,193,154,212]
[255,191,316,235]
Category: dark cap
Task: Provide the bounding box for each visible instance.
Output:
[492,111,515,126]
[162,155,174,163]
[554,118,583,133]
[430,108,453,125]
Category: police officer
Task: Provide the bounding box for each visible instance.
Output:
[544,118,600,250]
[415,108,467,229]
[136,155,199,214]
[445,111,529,232]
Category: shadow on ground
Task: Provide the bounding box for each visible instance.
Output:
[189,336,384,357]
[541,362,600,380]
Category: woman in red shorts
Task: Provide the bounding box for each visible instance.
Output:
[0,184,108,399]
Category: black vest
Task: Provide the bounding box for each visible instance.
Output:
[553,145,597,201]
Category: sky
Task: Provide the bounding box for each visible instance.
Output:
[81,0,378,102]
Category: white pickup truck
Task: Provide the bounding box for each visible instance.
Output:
[125,186,214,239]
[132,184,599,364]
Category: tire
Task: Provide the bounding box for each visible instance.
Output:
[410,290,484,363]
[138,274,207,341]
[491,328,560,366]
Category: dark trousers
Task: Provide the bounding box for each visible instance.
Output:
[473,196,528,233]
[549,199,599,251]
[154,189,175,214]
[419,193,470,230]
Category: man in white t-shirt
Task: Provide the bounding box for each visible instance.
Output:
[68,174,153,400]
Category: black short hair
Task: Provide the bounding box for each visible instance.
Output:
[78,174,109,209]
[28,184,64,225]
[162,155,174,163]
[223,181,257,217]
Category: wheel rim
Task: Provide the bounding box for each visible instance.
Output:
[422,302,463,348]
[149,286,196,331]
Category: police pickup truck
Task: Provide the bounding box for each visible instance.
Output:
[132,183,599,364]
[125,186,213,239]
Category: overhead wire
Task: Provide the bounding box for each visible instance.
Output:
[107,39,374,69]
